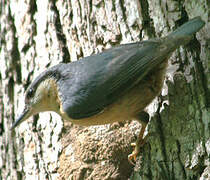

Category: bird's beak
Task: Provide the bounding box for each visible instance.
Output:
[11,107,31,130]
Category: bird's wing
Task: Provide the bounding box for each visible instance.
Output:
[58,40,162,119]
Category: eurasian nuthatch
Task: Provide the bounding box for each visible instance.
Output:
[11,17,205,163]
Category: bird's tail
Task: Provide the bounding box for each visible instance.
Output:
[168,16,205,38]
[158,16,205,57]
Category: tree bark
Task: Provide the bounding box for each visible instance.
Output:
[0,0,209,179]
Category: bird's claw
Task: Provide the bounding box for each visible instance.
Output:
[131,142,136,147]
[128,138,147,165]
[128,148,138,165]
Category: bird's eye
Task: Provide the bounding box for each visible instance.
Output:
[26,88,34,99]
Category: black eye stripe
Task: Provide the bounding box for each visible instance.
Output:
[27,88,34,98]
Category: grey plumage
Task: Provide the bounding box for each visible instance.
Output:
[11,16,205,129]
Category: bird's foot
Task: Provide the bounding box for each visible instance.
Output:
[128,137,147,165]
[128,111,149,165]
[128,142,138,165]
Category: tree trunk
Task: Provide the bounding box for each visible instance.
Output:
[0,0,209,179]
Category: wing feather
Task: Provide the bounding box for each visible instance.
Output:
[59,41,161,119]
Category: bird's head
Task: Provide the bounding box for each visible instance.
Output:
[11,72,60,130]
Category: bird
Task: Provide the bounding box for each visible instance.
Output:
[11,17,205,164]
